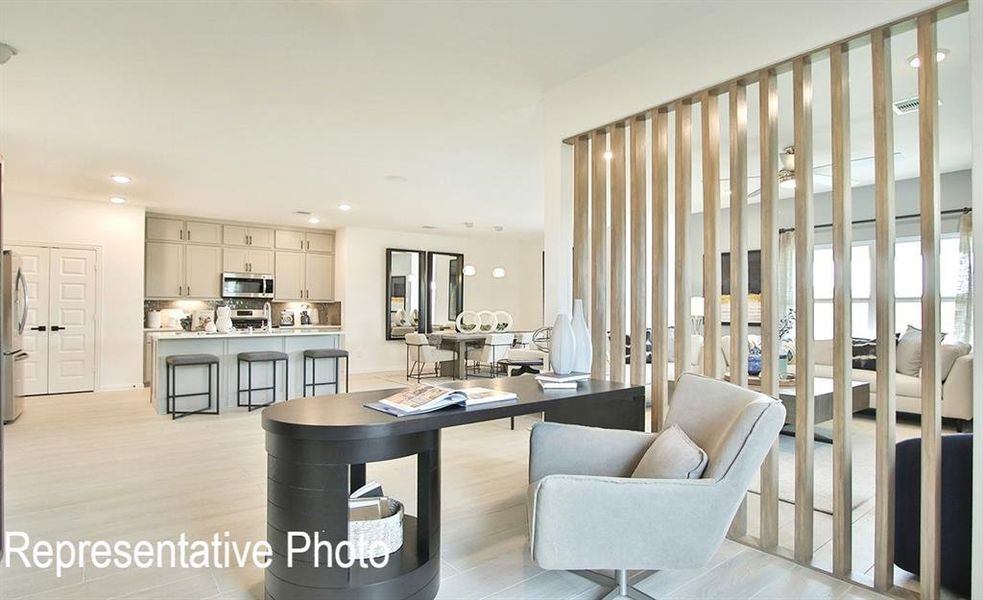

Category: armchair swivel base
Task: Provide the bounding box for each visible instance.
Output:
[572,569,657,600]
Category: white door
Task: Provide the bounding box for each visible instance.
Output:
[10,246,50,395]
[46,248,97,394]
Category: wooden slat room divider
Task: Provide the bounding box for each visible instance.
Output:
[610,125,627,383]
[630,117,648,388]
[651,110,670,430]
[701,91,722,380]
[590,129,608,380]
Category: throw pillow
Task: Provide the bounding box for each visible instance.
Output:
[939,342,971,381]
[895,326,924,376]
[631,425,708,480]
[852,337,878,371]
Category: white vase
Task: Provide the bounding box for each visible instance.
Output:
[550,313,576,375]
[570,299,592,373]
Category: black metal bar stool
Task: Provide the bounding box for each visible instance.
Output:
[237,351,289,411]
[303,348,350,396]
[165,353,220,420]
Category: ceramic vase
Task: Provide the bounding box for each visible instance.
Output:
[570,299,592,373]
[550,313,576,375]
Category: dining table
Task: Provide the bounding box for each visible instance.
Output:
[432,330,534,379]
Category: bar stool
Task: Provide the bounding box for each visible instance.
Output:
[237,351,289,411]
[165,353,220,420]
[303,348,350,396]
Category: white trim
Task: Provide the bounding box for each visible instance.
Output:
[970,0,982,597]
[3,240,104,393]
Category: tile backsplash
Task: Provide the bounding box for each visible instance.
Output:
[145,299,341,329]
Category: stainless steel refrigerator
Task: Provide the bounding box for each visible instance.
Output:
[2,250,27,424]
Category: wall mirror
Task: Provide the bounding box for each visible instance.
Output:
[385,249,424,340]
[427,252,465,332]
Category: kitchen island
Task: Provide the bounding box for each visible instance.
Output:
[149,329,345,416]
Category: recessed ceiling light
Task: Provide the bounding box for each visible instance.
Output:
[308,216,320,224]
[907,48,949,68]
[492,267,506,279]
[110,174,131,184]
[603,151,613,161]
[338,204,352,212]
[463,265,477,277]
[109,196,127,204]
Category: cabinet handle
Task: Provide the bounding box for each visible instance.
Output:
[187,229,192,241]
[247,234,252,245]
[247,262,252,272]
[306,240,310,251]
[179,230,184,240]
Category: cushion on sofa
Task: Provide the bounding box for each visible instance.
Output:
[896,326,924,376]
[939,342,971,381]
[631,425,708,480]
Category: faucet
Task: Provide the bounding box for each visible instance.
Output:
[263,302,272,332]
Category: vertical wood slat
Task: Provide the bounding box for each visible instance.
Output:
[573,137,590,314]
[758,67,781,551]
[917,13,943,600]
[727,80,749,540]
[793,55,816,564]
[590,129,609,380]
[830,42,854,578]
[871,26,897,593]
[610,124,627,383]
[729,81,749,389]
[651,110,670,430]
[674,102,693,378]
[630,117,648,388]
[701,90,722,379]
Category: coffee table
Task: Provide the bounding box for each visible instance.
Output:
[497,357,544,376]
[775,377,870,443]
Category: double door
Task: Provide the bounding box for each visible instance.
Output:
[11,246,97,396]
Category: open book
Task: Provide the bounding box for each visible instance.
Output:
[365,384,517,417]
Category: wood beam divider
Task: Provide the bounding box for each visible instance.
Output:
[630,117,648,389]
[917,13,943,600]
[674,102,693,380]
[830,42,854,578]
[701,91,721,379]
[651,110,669,430]
[609,124,627,382]
[793,55,816,564]
[758,67,781,551]
[590,129,609,380]
[573,137,590,315]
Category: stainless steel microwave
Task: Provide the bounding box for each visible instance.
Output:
[221,272,274,299]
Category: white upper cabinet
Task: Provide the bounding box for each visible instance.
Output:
[145,242,185,298]
[223,225,249,247]
[223,247,249,272]
[146,218,185,242]
[305,253,335,300]
[275,252,305,300]
[306,232,335,253]
[249,249,275,275]
[275,229,306,251]
[185,245,223,299]
[248,228,274,248]
[185,221,222,245]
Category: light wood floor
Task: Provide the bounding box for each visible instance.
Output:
[1,372,893,600]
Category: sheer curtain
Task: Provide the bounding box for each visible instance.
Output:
[954,211,973,344]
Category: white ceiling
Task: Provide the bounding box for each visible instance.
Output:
[0,1,970,234]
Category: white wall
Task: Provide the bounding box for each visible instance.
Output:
[336,226,543,373]
[2,193,146,390]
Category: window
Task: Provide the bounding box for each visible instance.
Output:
[812,236,959,340]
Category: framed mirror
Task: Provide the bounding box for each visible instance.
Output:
[427,252,465,333]
[386,249,424,340]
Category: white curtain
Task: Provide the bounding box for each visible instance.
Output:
[954,211,973,344]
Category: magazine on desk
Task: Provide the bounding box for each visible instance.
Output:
[365,384,518,417]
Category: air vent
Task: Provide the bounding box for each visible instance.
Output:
[294,210,312,216]
[892,95,943,115]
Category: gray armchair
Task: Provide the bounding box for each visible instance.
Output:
[528,373,786,599]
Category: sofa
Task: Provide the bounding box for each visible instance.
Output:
[721,336,973,430]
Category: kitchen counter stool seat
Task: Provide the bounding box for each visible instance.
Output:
[165,353,220,420]
[303,348,349,396]
[237,351,289,412]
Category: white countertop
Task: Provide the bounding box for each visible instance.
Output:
[151,329,344,340]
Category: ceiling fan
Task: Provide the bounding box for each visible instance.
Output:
[745,146,868,197]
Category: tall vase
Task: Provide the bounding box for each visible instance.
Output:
[571,299,592,373]
[550,313,576,375]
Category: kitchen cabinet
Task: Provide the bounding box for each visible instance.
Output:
[275,252,305,300]
[224,248,274,274]
[185,244,222,298]
[305,253,335,300]
[275,229,306,251]
[146,242,185,298]
[146,218,185,242]
[306,231,335,253]
[185,221,222,245]
[224,225,274,248]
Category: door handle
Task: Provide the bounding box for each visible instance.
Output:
[50,325,65,332]
[30,325,47,332]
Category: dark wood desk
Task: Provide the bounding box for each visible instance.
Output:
[261,376,645,600]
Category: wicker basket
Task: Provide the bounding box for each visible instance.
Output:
[349,497,404,560]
